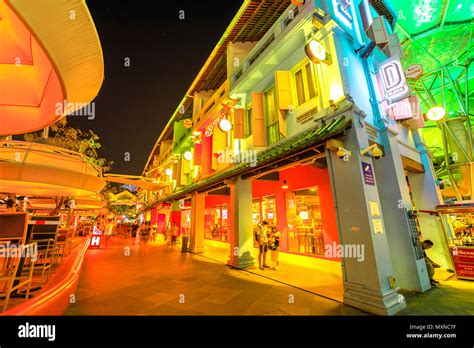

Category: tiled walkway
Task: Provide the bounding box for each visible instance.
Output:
[65,237,474,316]
[65,238,364,315]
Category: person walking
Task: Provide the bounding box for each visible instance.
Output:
[141,222,150,245]
[171,222,179,250]
[131,222,139,240]
[269,226,280,270]
[165,222,171,246]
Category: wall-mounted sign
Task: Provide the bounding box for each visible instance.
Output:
[385,95,421,121]
[296,106,318,125]
[205,115,225,137]
[451,247,474,280]
[405,64,423,79]
[90,226,103,248]
[332,0,353,29]
[372,218,384,234]
[369,201,380,216]
[361,161,375,186]
[377,56,409,104]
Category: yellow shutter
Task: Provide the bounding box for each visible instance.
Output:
[252,92,267,147]
[275,71,293,110]
[278,110,287,138]
[212,128,222,170]
[233,108,245,139]
[180,161,188,185]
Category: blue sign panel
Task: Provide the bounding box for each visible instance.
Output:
[362,161,375,186]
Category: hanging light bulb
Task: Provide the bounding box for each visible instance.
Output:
[281,180,289,189]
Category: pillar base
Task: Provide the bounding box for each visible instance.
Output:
[343,282,406,315]
[227,251,255,269]
[191,245,205,253]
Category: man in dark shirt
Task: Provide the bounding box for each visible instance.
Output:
[422,240,441,286]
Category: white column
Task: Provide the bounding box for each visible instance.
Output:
[327,112,406,315]
[227,177,255,268]
[373,127,431,292]
[409,131,453,269]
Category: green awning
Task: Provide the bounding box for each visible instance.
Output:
[152,110,352,205]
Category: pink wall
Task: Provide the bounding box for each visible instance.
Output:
[157,214,166,234]
[252,164,339,259]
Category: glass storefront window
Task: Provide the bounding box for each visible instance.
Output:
[252,198,261,225]
[261,195,276,225]
[204,204,229,242]
[286,187,325,255]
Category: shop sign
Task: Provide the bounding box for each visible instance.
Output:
[205,116,224,137]
[377,56,409,104]
[90,226,103,248]
[452,247,474,279]
[369,201,380,216]
[361,161,375,186]
[332,0,353,29]
[296,106,318,125]
[385,95,421,121]
[372,218,384,234]
[405,64,423,79]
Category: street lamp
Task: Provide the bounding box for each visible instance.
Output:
[305,39,331,64]
[218,117,232,132]
[427,107,446,121]
[183,151,193,161]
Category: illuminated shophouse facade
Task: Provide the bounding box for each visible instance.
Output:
[142,0,448,315]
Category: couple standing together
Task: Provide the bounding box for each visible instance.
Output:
[255,221,280,270]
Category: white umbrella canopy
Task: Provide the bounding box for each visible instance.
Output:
[28,196,106,211]
[104,174,169,191]
[0,141,106,197]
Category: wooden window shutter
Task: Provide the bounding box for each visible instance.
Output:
[251,92,267,147]
[212,129,223,170]
[194,143,202,166]
[278,110,287,138]
[275,71,293,110]
[180,159,189,186]
[202,135,212,175]
[233,108,245,139]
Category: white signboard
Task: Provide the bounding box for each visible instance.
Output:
[377,55,410,104]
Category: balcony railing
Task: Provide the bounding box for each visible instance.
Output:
[0,140,103,177]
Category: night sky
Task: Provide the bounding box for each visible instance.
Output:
[68,0,243,175]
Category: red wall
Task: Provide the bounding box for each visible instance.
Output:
[201,135,213,175]
[205,195,229,207]
[252,164,339,260]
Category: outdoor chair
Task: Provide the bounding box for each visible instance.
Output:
[55,227,75,264]
[0,212,28,245]
[23,216,61,284]
[0,242,37,312]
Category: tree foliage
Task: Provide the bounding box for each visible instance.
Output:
[24,119,113,172]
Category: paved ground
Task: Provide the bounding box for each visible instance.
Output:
[65,237,474,316]
[65,238,364,315]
